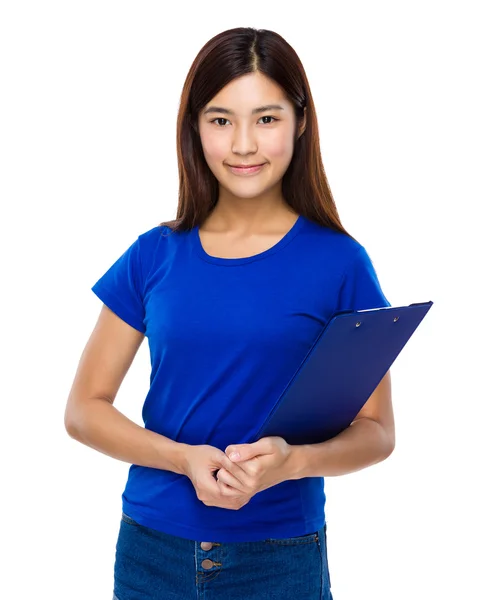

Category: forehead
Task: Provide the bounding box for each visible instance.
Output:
[202,72,292,115]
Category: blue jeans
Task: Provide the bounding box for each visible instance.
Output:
[113,512,333,599]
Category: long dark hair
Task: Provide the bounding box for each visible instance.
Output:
[160,27,352,239]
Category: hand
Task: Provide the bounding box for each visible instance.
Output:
[182,444,256,510]
[215,436,293,496]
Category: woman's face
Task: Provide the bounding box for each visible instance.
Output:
[198,72,305,202]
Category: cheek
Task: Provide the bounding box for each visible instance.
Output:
[199,128,295,163]
[200,131,226,162]
[262,130,295,160]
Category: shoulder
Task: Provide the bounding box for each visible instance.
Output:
[135,224,179,253]
[134,224,185,277]
[300,216,366,270]
[137,224,173,244]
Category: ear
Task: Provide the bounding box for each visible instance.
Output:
[190,113,198,133]
[297,106,307,139]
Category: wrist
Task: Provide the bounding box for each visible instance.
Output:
[167,441,191,476]
[286,444,311,480]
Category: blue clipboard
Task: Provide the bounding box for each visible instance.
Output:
[250,301,433,445]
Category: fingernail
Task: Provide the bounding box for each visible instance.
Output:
[229,452,240,460]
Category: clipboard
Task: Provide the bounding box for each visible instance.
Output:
[250,301,433,445]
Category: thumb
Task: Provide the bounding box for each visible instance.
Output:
[226,440,267,462]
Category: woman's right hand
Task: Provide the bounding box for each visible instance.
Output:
[182,444,253,510]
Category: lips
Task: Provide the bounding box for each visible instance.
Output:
[228,163,265,168]
[227,163,266,176]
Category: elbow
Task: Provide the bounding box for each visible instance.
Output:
[64,399,87,440]
[374,421,395,461]
[64,395,111,440]
[379,418,395,459]
[361,417,395,460]
[384,440,395,460]
[64,389,80,438]
[64,410,80,439]
[382,432,395,460]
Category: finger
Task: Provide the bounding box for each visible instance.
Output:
[225,438,274,462]
[220,454,253,482]
[216,479,244,498]
[201,469,226,496]
[223,453,262,479]
[197,472,241,504]
[216,467,248,493]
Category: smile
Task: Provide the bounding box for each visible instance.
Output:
[227,164,266,176]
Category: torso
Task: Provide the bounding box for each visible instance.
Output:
[198,211,301,259]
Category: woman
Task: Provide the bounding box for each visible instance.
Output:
[65,26,395,600]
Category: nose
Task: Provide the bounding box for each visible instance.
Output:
[231,123,258,155]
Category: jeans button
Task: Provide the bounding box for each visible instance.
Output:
[201,559,214,570]
[200,542,213,551]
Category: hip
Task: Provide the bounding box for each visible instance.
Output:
[113,512,333,600]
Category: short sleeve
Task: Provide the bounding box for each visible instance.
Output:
[336,246,391,312]
[91,236,146,333]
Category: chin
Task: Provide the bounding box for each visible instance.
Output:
[224,185,276,200]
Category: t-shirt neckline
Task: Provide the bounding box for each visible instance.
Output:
[192,214,305,266]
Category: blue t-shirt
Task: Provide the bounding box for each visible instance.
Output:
[91,213,390,542]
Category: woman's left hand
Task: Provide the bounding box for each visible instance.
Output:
[215,436,295,497]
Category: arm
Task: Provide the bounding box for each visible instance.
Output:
[216,370,395,495]
[287,369,395,479]
[65,305,265,512]
[64,305,189,475]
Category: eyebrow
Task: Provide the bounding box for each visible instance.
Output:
[203,104,285,116]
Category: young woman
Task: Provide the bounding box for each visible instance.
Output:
[65,26,394,600]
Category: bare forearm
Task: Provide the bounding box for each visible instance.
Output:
[65,398,189,475]
[288,417,395,479]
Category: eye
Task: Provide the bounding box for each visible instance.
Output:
[209,116,278,127]
[210,118,230,127]
[258,116,277,125]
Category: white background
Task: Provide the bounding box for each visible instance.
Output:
[1,1,476,599]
